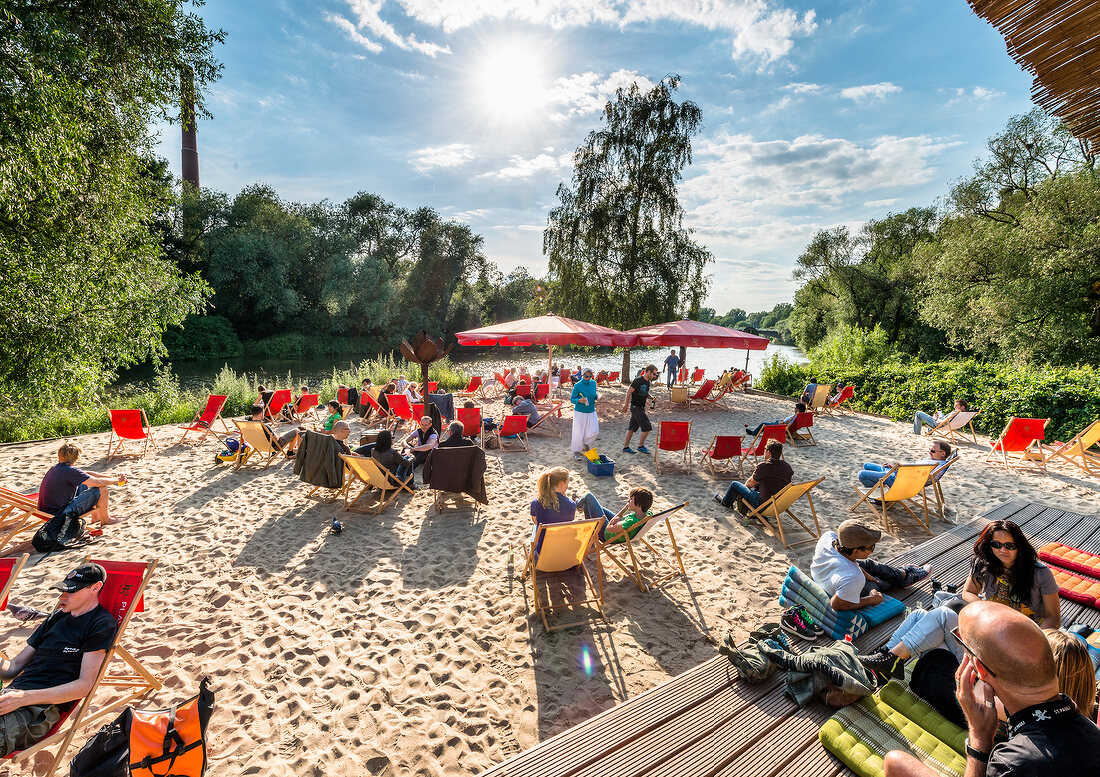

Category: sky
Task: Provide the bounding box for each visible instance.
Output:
[156,0,1037,313]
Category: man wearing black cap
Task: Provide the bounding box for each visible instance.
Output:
[0,564,117,754]
[810,519,929,611]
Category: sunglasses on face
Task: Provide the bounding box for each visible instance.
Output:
[989,541,1016,551]
[951,626,997,677]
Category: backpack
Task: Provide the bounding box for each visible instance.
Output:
[32,507,87,554]
[70,678,214,777]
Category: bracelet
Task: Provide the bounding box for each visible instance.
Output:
[965,737,990,763]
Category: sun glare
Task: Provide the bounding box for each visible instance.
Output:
[474,41,548,125]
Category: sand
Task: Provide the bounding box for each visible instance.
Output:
[1,386,1097,775]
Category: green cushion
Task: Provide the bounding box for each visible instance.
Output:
[819,680,965,777]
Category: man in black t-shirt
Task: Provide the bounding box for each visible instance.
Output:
[883,601,1100,777]
[622,364,659,454]
[0,563,117,755]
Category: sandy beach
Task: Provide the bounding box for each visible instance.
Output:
[1,386,1098,776]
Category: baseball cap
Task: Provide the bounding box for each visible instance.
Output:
[838,520,881,549]
[52,563,107,592]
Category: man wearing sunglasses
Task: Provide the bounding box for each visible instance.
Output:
[884,601,1100,777]
[811,520,929,612]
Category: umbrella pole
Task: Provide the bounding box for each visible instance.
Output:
[745,349,750,372]
[548,344,554,396]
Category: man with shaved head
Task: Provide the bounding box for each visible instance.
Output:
[884,601,1100,776]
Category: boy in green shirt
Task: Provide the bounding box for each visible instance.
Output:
[577,487,654,543]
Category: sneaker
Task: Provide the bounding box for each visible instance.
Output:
[858,647,905,680]
[931,579,958,594]
[637,445,650,454]
[713,493,727,508]
[574,453,585,461]
[780,608,818,641]
[793,604,824,636]
[901,564,932,587]
[622,447,636,454]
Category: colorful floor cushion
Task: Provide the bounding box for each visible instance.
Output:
[819,680,966,777]
[1048,566,1100,607]
[779,566,905,640]
[1039,541,1100,579]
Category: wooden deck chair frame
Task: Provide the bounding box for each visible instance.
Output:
[654,421,692,474]
[985,417,1049,471]
[495,415,530,452]
[687,379,717,406]
[928,410,980,444]
[822,385,855,415]
[288,393,321,423]
[232,420,287,469]
[456,407,485,448]
[808,384,831,413]
[529,400,564,437]
[850,463,937,535]
[744,478,825,549]
[178,394,231,444]
[597,503,688,592]
[457,375,484,399]
[363,392,397,430]
[929,452,960,523]
[0,489,50,557]
[526,519,605,632]
[668,386,689,409]
[386,393,417,429]
[739,424,787,468]
[787,412,816,447]
[699,435,744,478]
[263,389,293,421]
[340,454,414,514]
[9,558,162,777]
[433,489,482,514]
[690,367,705,384]
[1041,419,1100,476]
[106,409,159,461]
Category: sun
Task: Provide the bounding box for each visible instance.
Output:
[473,40,548,125]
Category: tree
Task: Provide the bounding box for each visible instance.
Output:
[544,75,713,378]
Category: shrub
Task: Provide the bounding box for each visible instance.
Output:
[756,354,813,397]
[163,315,243,360]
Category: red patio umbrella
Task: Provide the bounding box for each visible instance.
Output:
[627,319,769,373]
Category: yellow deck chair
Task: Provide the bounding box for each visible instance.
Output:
[597,502,688,592]
[526,519,605,632]
[809,384,831,413]
[850,463,936,535]
[232,419,287,469]
[340,454,414,514]
[928,410,980,444]
[668,385,689,409]
[744,477,825,549]
[1042,420,1100,476]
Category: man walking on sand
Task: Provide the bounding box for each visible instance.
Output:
[623,364,658,454]
[663,350,680,389]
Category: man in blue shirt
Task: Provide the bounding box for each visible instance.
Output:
[663,350,680,389]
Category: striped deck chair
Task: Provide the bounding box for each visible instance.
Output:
[340,454,414,514]
[687,379,717,406]
[231,420,287,469]
[456,406,484,448]
[851,463,937,535]
[528,400,564,437]
[264,389,293,421]
[808,384,831,413]
[986,417,1049,471]
[823,385,854,415]
[178,394,230,444]
[691,367,705,384]
[526,519,605,632]
[1041,419,1100,476]
[495,415,530,452]
[457,376,484,398]
[739,424,786,467]
[699,435,743,477]
[387,394,416,428]
[7,559,162,777]
[0,488,50,556]
[928,410,979,443]
[668,385,689,408]
[597,503,689,592]
[745,477,825,549]
[654,421,692,474]
[787,411,816,446]
[106,409,158,461]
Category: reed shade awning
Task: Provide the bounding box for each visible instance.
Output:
[626,319,770,350]
[968,0,1100,145]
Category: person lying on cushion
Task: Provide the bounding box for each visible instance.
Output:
[810,520,929,611]
[577,487,654,543]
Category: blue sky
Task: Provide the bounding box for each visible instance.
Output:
[156,0,1035,312]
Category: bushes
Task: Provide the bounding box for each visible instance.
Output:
[163,315,243,361]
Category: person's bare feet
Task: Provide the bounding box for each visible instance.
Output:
[101,516,127,525]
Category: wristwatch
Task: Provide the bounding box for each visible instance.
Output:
[965,737,990,763]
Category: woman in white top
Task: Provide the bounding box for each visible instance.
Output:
[401,382,421,402]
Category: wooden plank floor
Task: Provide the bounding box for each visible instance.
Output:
[481,501,1100,777]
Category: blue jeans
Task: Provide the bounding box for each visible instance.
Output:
[747,419,784,437]
[914,411,937,434]
[722,481,760,508]
[858,462,895,488]
[63,483,100,518]
[887,604,962,660]
[857,559,910,594]
[666,371,675,388]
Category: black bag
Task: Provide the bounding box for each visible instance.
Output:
[32,507,87,553]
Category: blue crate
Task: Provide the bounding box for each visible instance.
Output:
[586,455,615,477]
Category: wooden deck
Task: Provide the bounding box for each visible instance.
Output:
[482,501,1100,777]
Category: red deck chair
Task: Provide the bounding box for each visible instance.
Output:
[487,372,507,397]
[457,375,484,398]
[824,385,855,414]
[534,383,550,401]
[788,412,816,446]
[106,409,158,461]
[699,435,744,476]
[495,414,530,452]
[654,421,692,473]
[704,382,736,409]
[740,424,787,467]
[691,368,705,384]
[595,370,609,386]
[677,367,688,384]
[986,417,1049,470]
[337,387,349,406]
[426,381,439,394]
[0,552,28,612]
[362,391,395,429]
[514,383,532,400]
[387,394,416,427]
[608,371,620,384]
[687,379,716,406]
[178,394,229,444]
[731,370,751,390]
[264,389,293,420]
[290,392,320,422]
[412,402,425,421]
[456,406,484,447]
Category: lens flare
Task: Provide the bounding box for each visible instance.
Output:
[580,644,595,677]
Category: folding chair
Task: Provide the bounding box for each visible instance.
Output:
[337,387,350,406]
[929,452,960,522]
[495,415,530,452]
[457,376,484,398]
[526,519,605,632]
[340,454,414,514]
[597,503,689,591]
[106,409,158,461]
[425,447,487,514]
[668,386,689,408]
[739,424,786,467]
[425,381,439,394]
[731,370,751,390]
[745,478,825,549]
[411,403,426,422]
[387,394,416,428]
[513,383,532,400]
[0,553,29,611]
[231,420,287,469]
[787,411,816,446]
[1042,419,1100,476]
[288,392,320,423]
[687,379,716,406]
[699,435,744,477]
[8,559,162,777]
[608,371,620,384]
[691,367,705,384]
[703,382,735,409]
[264,389,293,421]
[986,417,1049,471]
[823,385,855,414]
[363,392,396,429]
[528,401,564,437]
[595,371,609,386]
[487,373,508,398]
[654,421,692,473]
[677,367,688,385]
[850,463,937,535]
[928,410,979,443]
[178,394,230,444]
[808,384,831,413]
[456,406,484,448]
[534,383,550,401]
[0,488,51,556]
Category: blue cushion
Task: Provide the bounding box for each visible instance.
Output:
[779,566,904,639]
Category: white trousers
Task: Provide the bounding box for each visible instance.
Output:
[571,411,599,452]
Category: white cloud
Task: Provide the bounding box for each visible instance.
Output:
[761,95,794,114]
[330,1,450,57]
[409,143,475,172]
[944,86,1005,106]
[480,152,573,180]
[783,82,825,94]
[839,82,902,102]
[547,70,655,121]
[863,197,899,209]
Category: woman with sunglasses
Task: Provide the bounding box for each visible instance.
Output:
[962,519,1060,629]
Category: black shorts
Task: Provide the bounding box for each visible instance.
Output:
[628,405,652,432]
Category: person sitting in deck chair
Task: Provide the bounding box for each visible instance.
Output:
[913,399,968,436]
[578,487,654,542]
[403,417,439,471]
[318,401,343,433]
[800,377,819,405]
[38,441,126,527]
[438,421,474,448]
[826,382,846,406]
[0,563,117,756]
[857,440,951,488]
[511,396,541,429]
[371,430,414,483]
[357,378,374,419]
[238,403,302,457]
[810,520,930,612]
[713,441,792,516]
[744,403,806,437]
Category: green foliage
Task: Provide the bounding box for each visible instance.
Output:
[163,315,242,360]
[756,354,812,397]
